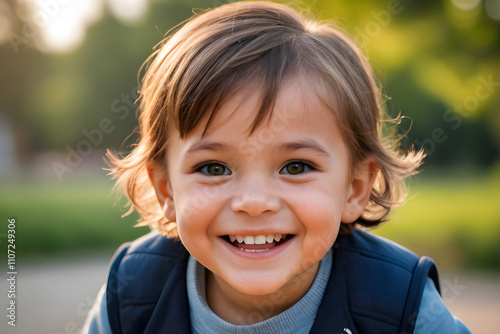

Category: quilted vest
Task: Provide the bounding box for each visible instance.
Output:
[106,229,440,334]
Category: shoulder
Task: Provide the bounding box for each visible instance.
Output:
[116,231,188,281]
[336,228,419,271]
[415,279,472,333]
[117,229,189,269]
[111,231,190,302]
[106,231,191,333]
[333,229,426,332]
[124,229,186,257]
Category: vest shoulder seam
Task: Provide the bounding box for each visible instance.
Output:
[340,245,417,272]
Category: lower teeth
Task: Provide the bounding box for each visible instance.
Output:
[240,248,268,252]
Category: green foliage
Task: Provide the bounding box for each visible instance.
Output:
[0,0,499,168]
[374,167,500,271]
[0,175,147,259]
[309,0,500,167]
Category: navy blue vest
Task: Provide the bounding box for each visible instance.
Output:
[106,229,440,333]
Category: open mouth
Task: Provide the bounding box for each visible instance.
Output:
[221,234,294,252]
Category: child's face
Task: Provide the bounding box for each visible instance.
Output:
[150,78,374,301]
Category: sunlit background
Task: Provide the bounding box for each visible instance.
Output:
[1,0,499,333]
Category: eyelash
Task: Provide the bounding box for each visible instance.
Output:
[193,160,317,176]
[194,161,232,176]
[279,160,316,175]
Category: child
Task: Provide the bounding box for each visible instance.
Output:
[83,1,471,333]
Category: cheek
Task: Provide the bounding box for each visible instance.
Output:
[288,186,344,259]
[174,185,228,237]
[174,182,221,217]
[175,191,214,259]
[290,185,346,225]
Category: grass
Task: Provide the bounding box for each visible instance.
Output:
[0,173,148,260]
[1,167,499,270]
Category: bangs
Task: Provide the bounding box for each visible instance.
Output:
[174,34,302,138]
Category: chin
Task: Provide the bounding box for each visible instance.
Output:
[227,273,294,297]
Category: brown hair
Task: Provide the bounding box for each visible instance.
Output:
[107,1,424,237]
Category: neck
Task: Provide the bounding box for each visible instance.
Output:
[205,263,319,325]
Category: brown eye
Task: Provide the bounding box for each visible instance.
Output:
[280,162,310,175]
[199,163,231,176]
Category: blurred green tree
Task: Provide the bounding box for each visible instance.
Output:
[0,0,498,169]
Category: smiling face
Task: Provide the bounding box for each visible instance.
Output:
[148,76,376,322]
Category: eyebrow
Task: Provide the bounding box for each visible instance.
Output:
[183,141,235,158]
[184,138,330,158]
[276,139,331,157]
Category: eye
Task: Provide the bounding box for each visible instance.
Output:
[280,161,312,175]
[197,162,231,176]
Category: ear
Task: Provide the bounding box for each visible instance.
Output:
[341,158,379,224]
[146,162,176,222]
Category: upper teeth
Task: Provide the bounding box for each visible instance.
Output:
[229,234,285,244]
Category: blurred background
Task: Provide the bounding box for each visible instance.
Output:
[0,0,499,332]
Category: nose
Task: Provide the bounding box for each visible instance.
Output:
[230,176,281,217]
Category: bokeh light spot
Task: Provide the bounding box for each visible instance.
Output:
[451,0,481,11]
[485,0,500,20]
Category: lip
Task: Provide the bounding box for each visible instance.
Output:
[217,234,295,260]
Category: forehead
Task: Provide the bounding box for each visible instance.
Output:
[169,75,342,152]
[200,73,339,138]
[164,74,351,175]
